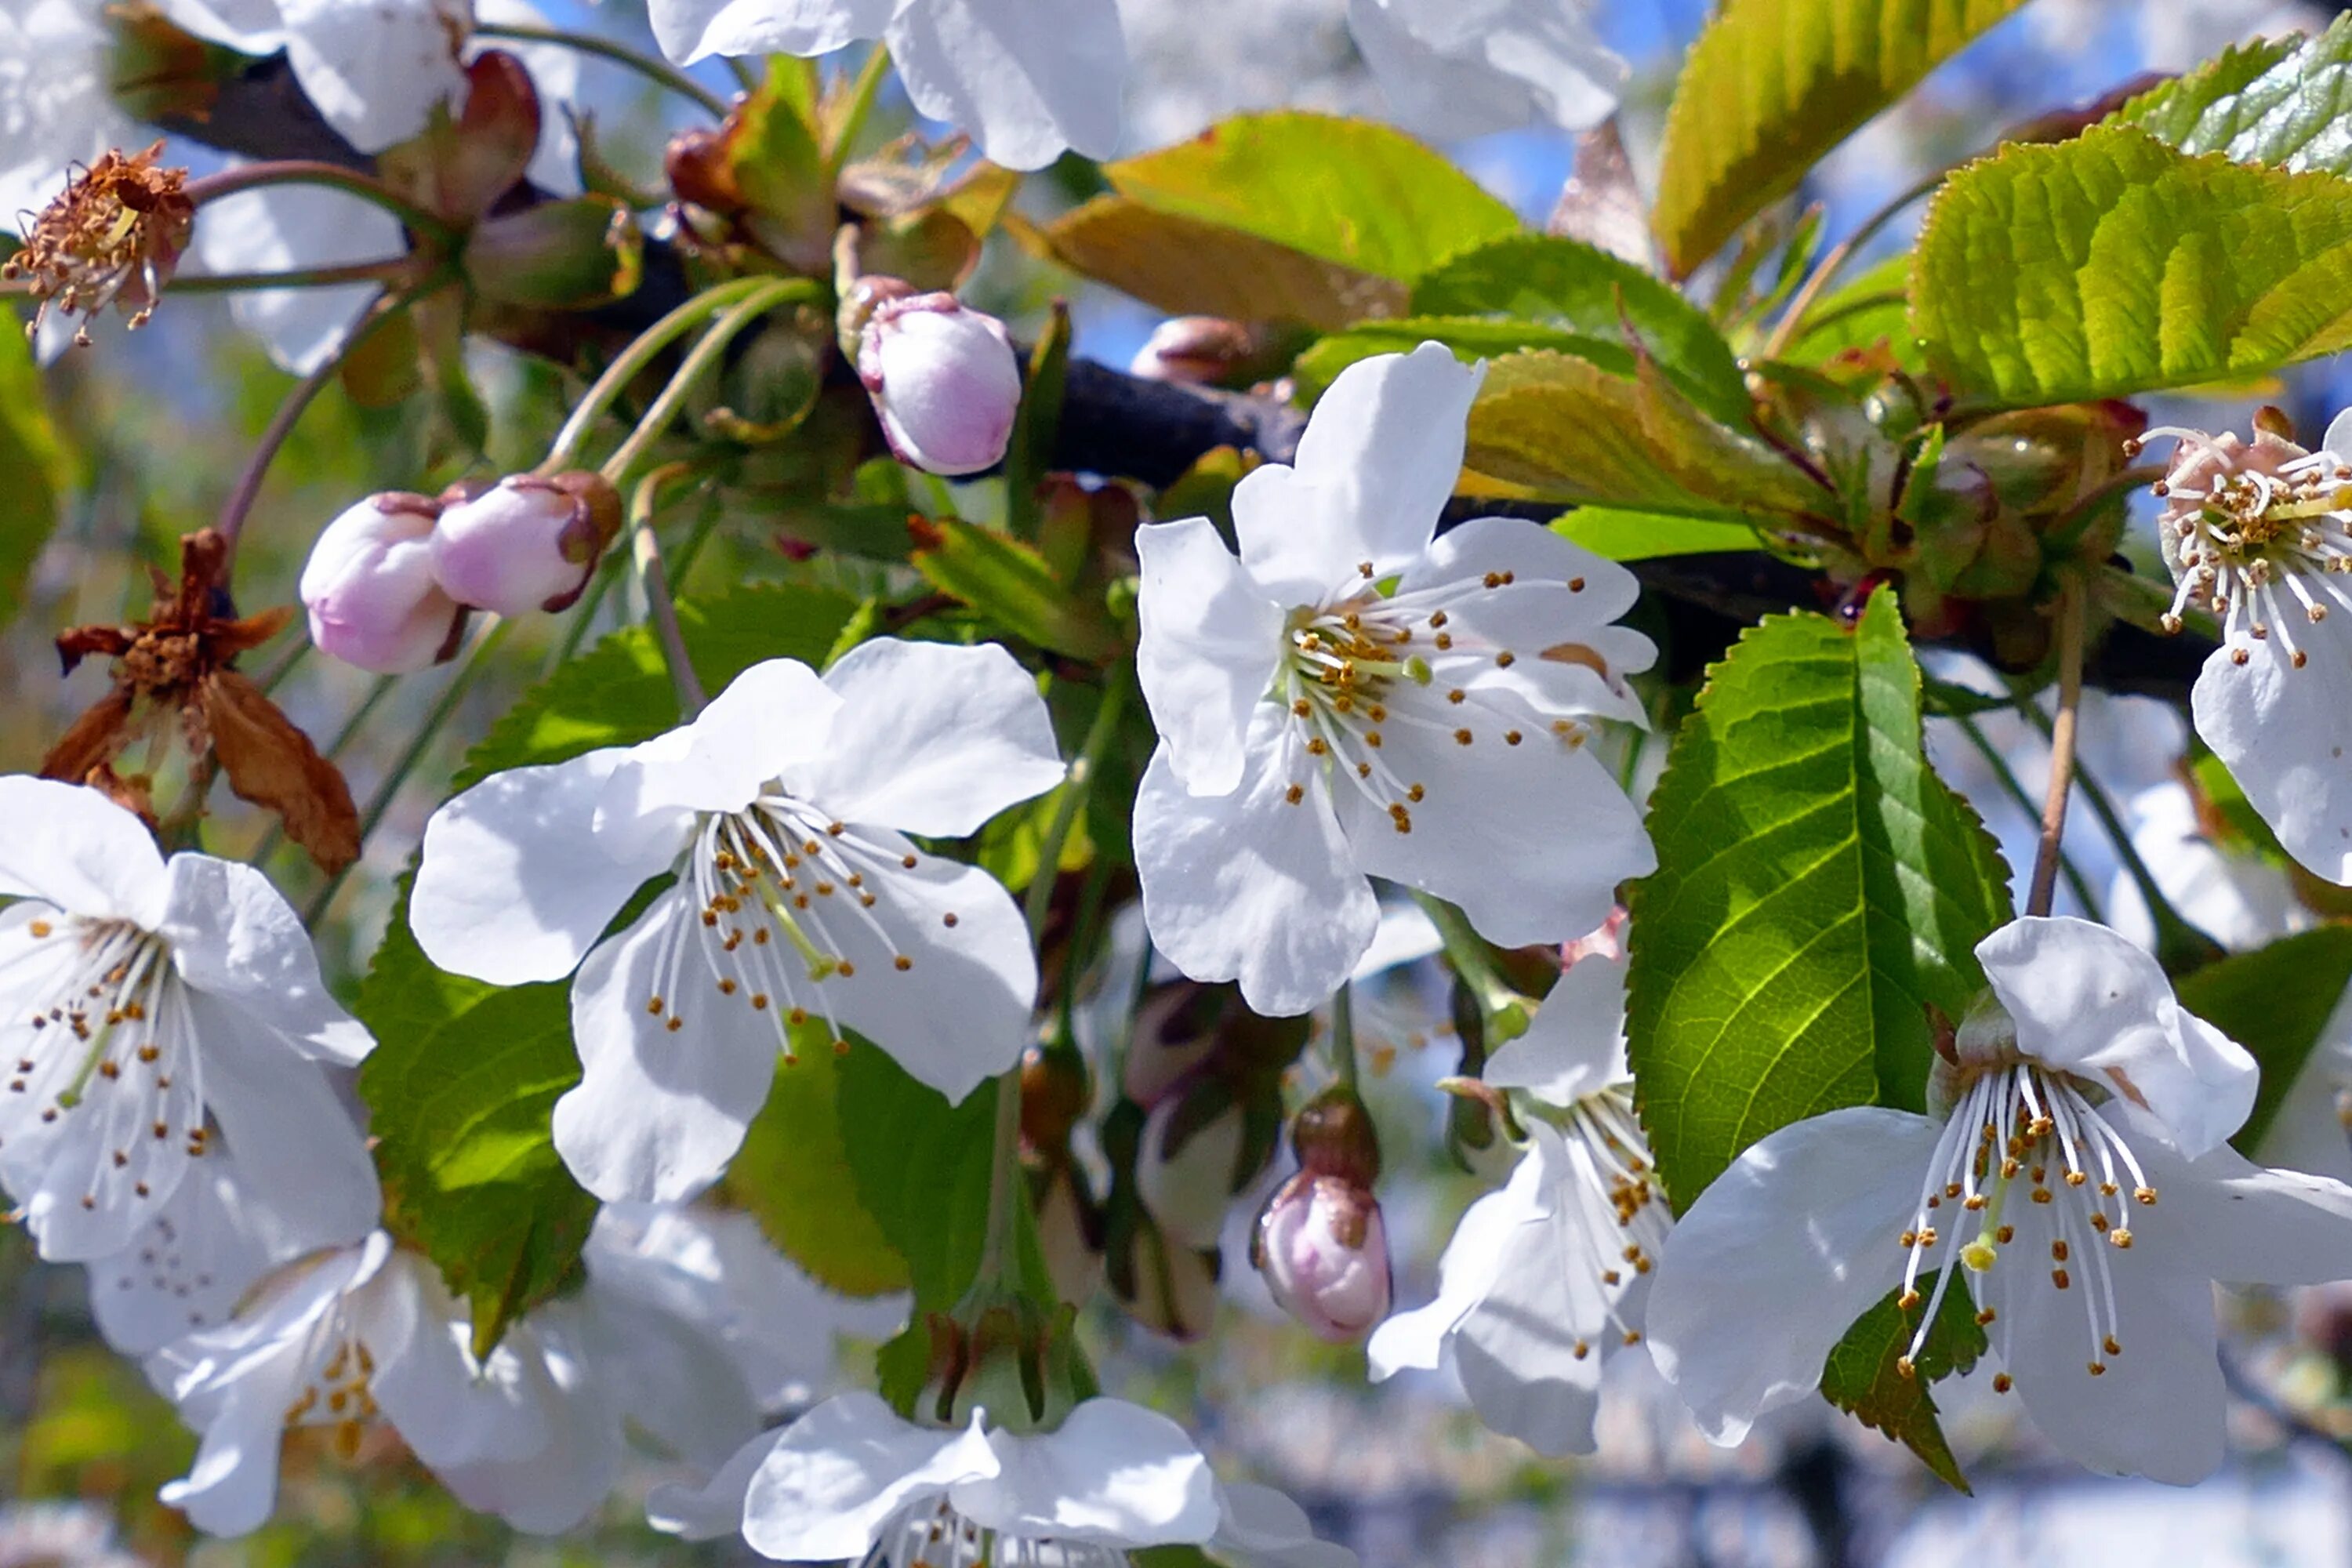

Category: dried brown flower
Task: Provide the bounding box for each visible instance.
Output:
[4,142,194,346]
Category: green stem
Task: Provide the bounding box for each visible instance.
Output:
[474,21,732,118]
[2026,582,2088,919]
[1762,165,1946,360]
[183,162,458,246]
[1412,891,1525,1037]
[629,464,708,715]
[169,259,420,294]
[1327,983,1360,1090]
[542,276,773,470]
[1951,710,2100,914]
[825,45,893,178]
[599,278,817,485]
[303,622,513,927]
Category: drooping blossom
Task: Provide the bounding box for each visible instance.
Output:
[2143,413,2352,884]
[0,777,376,1262]
[409,640,1064,1202]
[1132,343,1655,1016]
[648,1392,1353,1567]
[1370,928,1670,1454]
[646,0,1125,170]
[1646,915,2352,1484]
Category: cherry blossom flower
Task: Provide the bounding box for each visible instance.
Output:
[647,1392,1353,1567]
[1345,0,1624,141]
[0,777,376,1263]
[160,0,470,154]
[409,640,1064,1202]
[1369,935,1669,1454]
[2145,413,2352,884]
[646,0,1126,170]
[151,1232,557,1536]
[1132,343,1655,1017]
[1646,915,2352,1484]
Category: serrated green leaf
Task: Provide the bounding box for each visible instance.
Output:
[1296,318,1647,401]
[2112,20,2345,174]
[1552,507,1764,561]
[1913,125,2352,405]
[837,1041,997,1307]
[1654,0,2031,276]
[357,584,858,1348]
[1464,350,1830,522]
[2178,926,2352,1156]
[1818,1276,1987,1492]
[724,1036,913,1298]
[1627,590,2013,1208]
[1105,111,1519,284]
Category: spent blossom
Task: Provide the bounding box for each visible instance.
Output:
[410,640,1064,1202]
[1646,915,2352,1483]
[1132,343,1655,1016]
[2,142,191,345]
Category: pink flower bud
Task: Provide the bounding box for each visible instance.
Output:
[1127,316,1255,385]
[1254,1170,1391,1343]
[429,472,620,617]
[858,293,1022,477]
[299,494,466,673]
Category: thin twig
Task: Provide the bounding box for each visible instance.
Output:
[183,160,457,244]
[2026,582,2089,919]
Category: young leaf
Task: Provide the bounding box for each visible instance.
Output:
[1552,508,1764,561]
[1030,198,1404,330]
[2112,19,2346,174]
[1626,590,2013,1209]
[725,1036,914,1298]
[1913,125,2352,405]
[1653,0,2031,276]
[910,517,1124,662]
[2178,926,2352,1156]
[1103,111,1519,284]
[836,1040,998,1308]
[1817,1276,1987,1492]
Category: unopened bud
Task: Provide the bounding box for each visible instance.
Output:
[299,494,466,673]
[1253,1169,1391,1343]
[858,292,1022,477]
[429,471,621,617]
[1135,1093,1247,1250]
[1127,316,1256,385]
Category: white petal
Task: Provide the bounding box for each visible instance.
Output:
[552,891,781,1203]
[85,1148,277,1356]
[2193,600,2352,884]
[955,1399,1218,1545]
[159,0,286,50]
[1643,1108,1938,1445]
[412,748,666,987]
[648,0,895,63]
[275,0,469,154]
[1344,0,1535,148]
[1349,899,1442,982]
[1367,1148,1544,1379]
[648,1425,771,1540]
[428,1323,621,1534]
[788,638,1065,838]
[1983,1194,2225,1485]
[187,994,382,1250]
[612,659,841,822]
[568,1287,757,1474]
[2149,1140,2352,1286]
[1236,345,1481,603]
[1483,953,1628,1105]
[188,180,400,373]
[742,1394,999,1562]
[1399,516,1639,625]
[1134,723,1380,1018]
[884,0,1127,171]
[156,1339,304,1536]
[1213,1482,1356,1568]
[361,1250,550,1466]
[161,855,372,1063]
[2325,406,2352,461]
[1977,916,2255,1156]
[1134,517,1284,797]
[1471,10,1626,131]
[0,776,169,926]
[1336,695,1652,949]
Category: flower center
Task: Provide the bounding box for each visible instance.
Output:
[2146,426,2352,667]
[1895,1062,2156,1388]
[1552,1085,1669,1359]
[861,1497,1132,1568]
[638,794,955,1054]
[281,1323,380,1463]
[0,141,192,346]
[7,914,205,1210]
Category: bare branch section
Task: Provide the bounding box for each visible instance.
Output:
[158,56,2209,700]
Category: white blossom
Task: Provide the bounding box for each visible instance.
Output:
[1131,343,1654,1017]
[1344,0,1623,142]
[648,1391,1352,1567]
[1646,915,2352,1484]
[648,0,1126,171]
[1369,935,1669,1455]
[161,0,470,154]
[0,778,376,1263]
[409,640,1064,1203]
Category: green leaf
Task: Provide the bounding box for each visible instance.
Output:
[1627,590,2013,1208]
[1553,507,1764,561]
[1296,318,1650,402]
[1818,1276,1987,1492]
[836,1042,997,1308]
[1464,350,1830,522]
[356,584,858,1348]
[724,1036,913,1298]
[1411,234,1751,426]
[911,518,1123,662]
[1005,302,1072,539]
[1104,111,1519,284]
[2178,927,2352,1156]
[2112,20,2346,174]
[1033,198,1403,330]
[1653,0,2031,276]
[1912,125,2352,405]
[0,325,64,627]
[1773,253,1920,371]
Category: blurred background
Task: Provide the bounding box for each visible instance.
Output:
[9,1,2352,1563]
